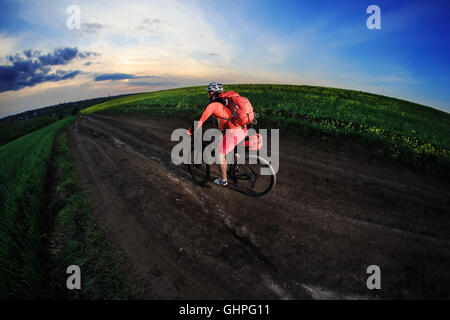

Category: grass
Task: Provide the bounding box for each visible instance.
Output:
[0,117,135,299]
[0,117,74,298]
[83,84,450,179]
[0,94,130,147]
[1,83,446,296]
[0,115,60,146]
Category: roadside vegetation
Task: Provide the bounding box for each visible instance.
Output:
[0,115,61,146]
[83,84,450,180]
[0,118,73,298]
[0,117,134,299]
[47,132,136,299]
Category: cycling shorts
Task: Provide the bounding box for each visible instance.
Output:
[218,127,248,155]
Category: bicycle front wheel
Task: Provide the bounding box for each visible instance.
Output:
[233,155,276,197]
[187,147,210,186]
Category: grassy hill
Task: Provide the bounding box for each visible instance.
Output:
[1,84,448,297]
[83,84,450,179]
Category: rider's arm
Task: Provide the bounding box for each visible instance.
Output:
[187,102,223,134]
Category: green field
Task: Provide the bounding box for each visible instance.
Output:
[83,84,450,179]
[0,117,133,298]
[1,83,449,297]
[0,115,60,146]
[0,94,131,147]
[0,118,74,297]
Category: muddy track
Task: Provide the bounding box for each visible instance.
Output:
[67,114,450,299]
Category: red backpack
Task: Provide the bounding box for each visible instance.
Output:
[218,91,255,126]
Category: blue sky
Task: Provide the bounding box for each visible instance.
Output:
[0,0,449,117]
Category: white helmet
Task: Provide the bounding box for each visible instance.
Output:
[206,81,224,93]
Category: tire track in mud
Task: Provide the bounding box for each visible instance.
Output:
[93,114,450,245]
[67,114,450,299]
[69,119,216,298]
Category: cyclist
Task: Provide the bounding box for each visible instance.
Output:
[187,82,248,187]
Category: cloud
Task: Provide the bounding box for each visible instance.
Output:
[94,73,136,81]
[0,34,19,61]
[77,51,100,59]
[7,0,236,80]
[38,47,79,66]
[0,47,95,92]
[19,47,99,65]
[94,73,157,81]
[126,80,176,87]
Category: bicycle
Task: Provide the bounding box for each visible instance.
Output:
[187,134,276,197]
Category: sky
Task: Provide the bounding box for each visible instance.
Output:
[0,0,449,118]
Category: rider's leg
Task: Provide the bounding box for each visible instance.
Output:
[219,152,227,181]
[216,128,247,185]
[214,152,228,186]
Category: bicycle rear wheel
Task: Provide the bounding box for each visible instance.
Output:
[232,154,276,197]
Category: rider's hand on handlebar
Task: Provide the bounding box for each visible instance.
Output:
[187,124,194,135]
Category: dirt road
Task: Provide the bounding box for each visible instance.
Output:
[67,114,450,299]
